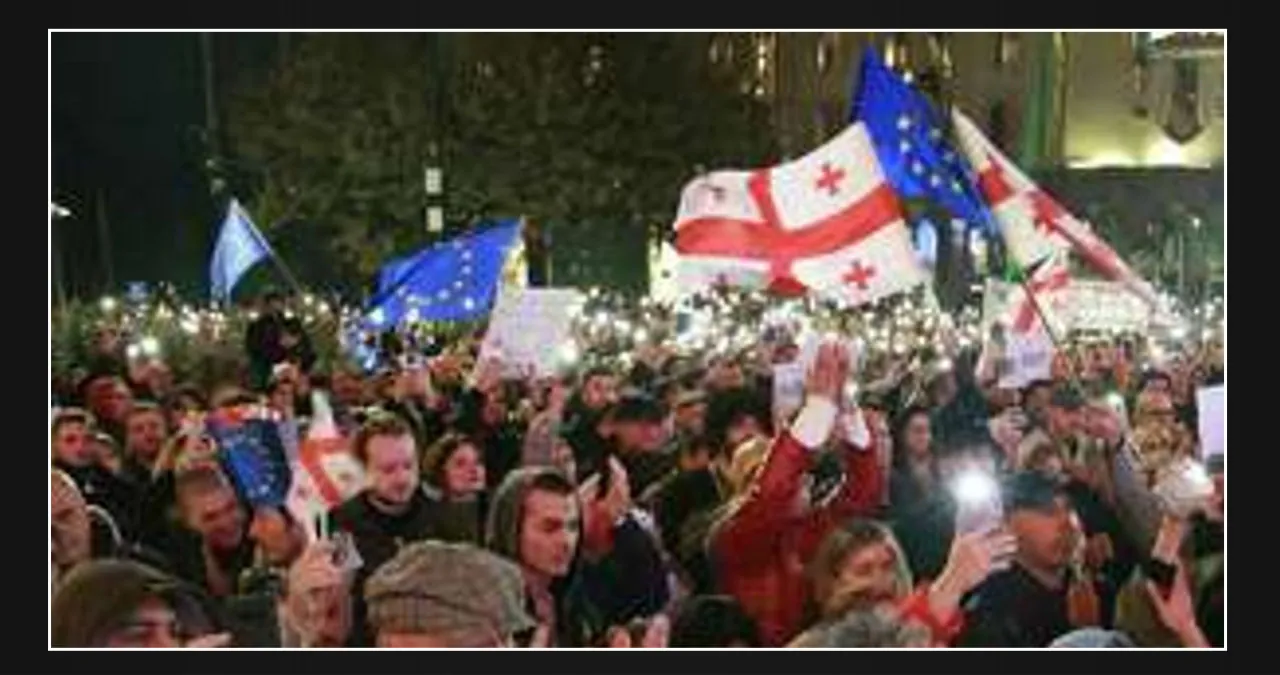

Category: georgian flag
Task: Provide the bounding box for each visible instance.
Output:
[951,110,1159,308]
[285,391,365,540]
[672,122,928,305]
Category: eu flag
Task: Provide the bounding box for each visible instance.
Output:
[365,219,522,327]
[210,199,274,301]
[850,48,995,235]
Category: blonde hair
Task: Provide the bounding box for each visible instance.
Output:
[808,520,914,621]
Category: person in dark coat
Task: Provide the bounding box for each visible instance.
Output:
[327,414,454,646]
[577,457,671,626]
[244,291,316,389]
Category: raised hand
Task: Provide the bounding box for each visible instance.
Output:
[1144,564,1210,647]
[606,615,670,648]
[805,342,850,402]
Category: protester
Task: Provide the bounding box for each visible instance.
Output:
[668,595,761,648]
[82,374,135,444]
[328,413,445,644]
[798,517,1014,647]
[485,466,603,647]
[52,469,93,585]
[244,291,316,389]
[364,540,538,647]
[599,392,673,498]
[562,366,619,481]
[48,277,1225,651]
[708,343,885,646]
[420,432,488,543]
[52,408,141,539]
[51,559,228,648]
[791,606,934,648]
[577,457,673,626]
[280,540,354,648]
[122,402,169,487]
[955,471,1102,647]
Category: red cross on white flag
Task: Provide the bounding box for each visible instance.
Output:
[952,110,1158,308]
[671,122,927,306]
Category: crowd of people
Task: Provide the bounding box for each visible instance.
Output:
[49,288,1224,649]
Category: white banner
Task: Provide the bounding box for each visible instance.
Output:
[479,288,585,378]
[1196,385,1225,460]
[998,328,1055,389]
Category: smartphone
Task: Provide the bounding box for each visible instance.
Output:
[596,452,614,500]
[330,531,364,574]
[953,471,1004,535]
[1142,557,1177,599]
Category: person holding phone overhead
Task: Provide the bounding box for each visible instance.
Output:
[956,471,1103,647]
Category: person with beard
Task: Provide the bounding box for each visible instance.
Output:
[328,414,446,646]
[562,366,619,482]
[485,466,603,647]
[956,472,1102,647]
[163,467,304,601]
[1028,398,1141,630]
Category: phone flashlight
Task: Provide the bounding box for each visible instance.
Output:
[952,470,1004,535]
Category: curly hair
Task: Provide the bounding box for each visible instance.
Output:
[420,432,479,491]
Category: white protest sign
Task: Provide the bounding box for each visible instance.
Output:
[479,288,585,378]
[998,328,1055,389]
[1196,385,1225,460]
[772,362,806,423]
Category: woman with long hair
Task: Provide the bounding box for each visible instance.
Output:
[792,518,1014,647]
[420,432,488,544]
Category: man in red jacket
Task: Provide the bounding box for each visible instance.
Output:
[708,342,885,646]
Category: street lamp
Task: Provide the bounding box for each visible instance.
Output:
[425,165,444,234]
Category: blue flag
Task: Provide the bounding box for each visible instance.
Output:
[210,199,274,301]
[207,416,292,509]
[850,48,995,235]
[365,219,522,327]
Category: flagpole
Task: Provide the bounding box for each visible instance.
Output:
[1012,265,1087,395]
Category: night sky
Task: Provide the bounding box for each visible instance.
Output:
[52,32,276,299]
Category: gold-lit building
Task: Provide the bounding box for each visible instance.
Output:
[726,31,1224,170]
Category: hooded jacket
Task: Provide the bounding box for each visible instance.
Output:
[485,467,604,647]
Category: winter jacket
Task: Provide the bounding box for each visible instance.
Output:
[708,413,883,646]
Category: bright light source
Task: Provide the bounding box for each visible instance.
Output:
[140,336,160,357]
[1145,136,1188,166]
[99,297,117,312]
[953,470,997,505]
[558,341,579,366]
[1069,151,1137,169]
